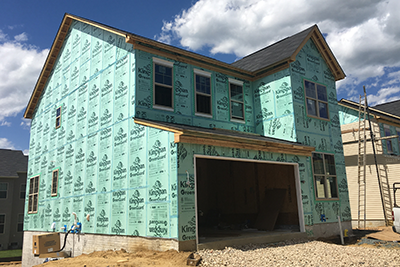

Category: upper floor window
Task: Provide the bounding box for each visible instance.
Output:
[153,58,174,110]
[384,126,393,153]
[304,80,329,120]
[17,214,23,232]
[56,106,62,128]
[20,184,26,199]
[28,176,39,214]
[312,152,338,199]
[0,183,7,199]
[194,69,212,116]
[0,214,4,234]
[51,169,59,197]
[229,78,244,121]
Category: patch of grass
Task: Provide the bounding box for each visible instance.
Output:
[0,249,22,258]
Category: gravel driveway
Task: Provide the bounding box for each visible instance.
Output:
[198,239,400,266]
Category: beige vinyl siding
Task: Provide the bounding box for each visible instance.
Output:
[341,119,400,226]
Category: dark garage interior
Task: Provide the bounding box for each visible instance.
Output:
[196,158,300,241]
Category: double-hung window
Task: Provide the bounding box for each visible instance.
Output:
[0,215,4,234]
[28,176,39,213]
[384,126,393,153]
[51,169,59,197]
[312,153,338,199]
[20,183,26,199]
[229,78,244,120]
[17,214,23,232]
[153,58,174,110]
[304,80,329,119]
[194,69,212,116]
[56,106,62,128]
[0,183,7,199]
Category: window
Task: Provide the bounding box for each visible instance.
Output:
[0,215,4,234]
[153,58,174,109]
[229,78,244,120]
[20,184,26,199]
[56,106,62,128]
[51,169,59,197]
[397,128,400,153]
[194,69,212,116]
[0,183,7,199]
[312,153,338,199]
[384,126,393,153]
[304,80,329,119]
[17,214,23,232]
[28,176,39,214]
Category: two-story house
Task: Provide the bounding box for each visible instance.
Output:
[339,99,400,228]
[22,13,349,264]
[0,149,28,250]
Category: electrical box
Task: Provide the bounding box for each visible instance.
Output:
[32,233,60,256]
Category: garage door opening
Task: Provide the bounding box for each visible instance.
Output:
[195,157,303,245]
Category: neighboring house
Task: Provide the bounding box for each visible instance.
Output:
[0,149,28,250]
[339,99,400,227]
[22,13,350,263]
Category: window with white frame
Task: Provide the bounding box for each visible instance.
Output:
[0,215,4,234]
[229,78,244,120]
[304,80,329,119]
[0,183,7,199]
[153,58,174,109]
[51,169,59,197]
[20,183,26,199]
[194,69,212,116]
[56,106,62,128]
[17,214,23,232]
[28,176,39,214]
[384,126,393,153]
[312,152,338,199]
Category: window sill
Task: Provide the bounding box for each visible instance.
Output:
[231,118,245,124]
[153,105,174,112]
[315,198,340,201]
[195,112,212,119]
[307,114,330,121]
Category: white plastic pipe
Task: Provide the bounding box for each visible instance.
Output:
[338,216,344,245]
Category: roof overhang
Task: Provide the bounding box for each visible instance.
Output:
[134,118,315,157]
[339,99,400,126]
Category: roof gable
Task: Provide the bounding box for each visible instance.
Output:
[231,25,345,81]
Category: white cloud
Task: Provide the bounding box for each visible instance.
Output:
[20,118,31,130]
[0,38,49,122]
[23,149,29,156]
[14,32,28,42]
[0,121,11,127]
[367,86,400,105]
[0,137,16,150]
[158,0,400,100]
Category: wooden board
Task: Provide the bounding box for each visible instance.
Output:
[255,188,287,231]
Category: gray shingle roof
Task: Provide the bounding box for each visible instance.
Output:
[0,149,28,177]
[373,99,400,117]
[230,25,315,72]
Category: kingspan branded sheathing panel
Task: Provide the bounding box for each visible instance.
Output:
[338,105,360,126]
[134,50,255,133]
[176,143,317,241]
[253,69,296,141]
[289,38,351,223]
[25,15,179,240]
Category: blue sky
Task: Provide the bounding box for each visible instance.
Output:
[1,0,400,155]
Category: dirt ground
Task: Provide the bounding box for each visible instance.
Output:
[2,227,399,267]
